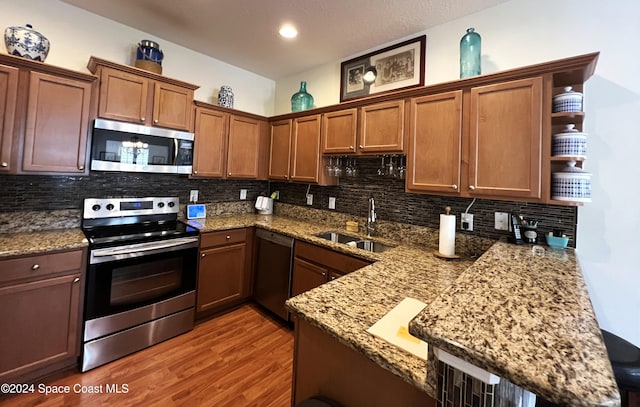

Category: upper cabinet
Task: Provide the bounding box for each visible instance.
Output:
[88,57,198,132]
[0,54,96,175]
[320,100,405,155]
[269,115,337,185]
[192,101,268,179]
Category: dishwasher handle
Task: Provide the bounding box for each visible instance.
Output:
[256,229,294,248]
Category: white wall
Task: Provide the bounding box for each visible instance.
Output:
[277,0,640,346]
[1,0,276,116]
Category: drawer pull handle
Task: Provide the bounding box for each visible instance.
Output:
[73,277,80,283]
[32,264,40,271]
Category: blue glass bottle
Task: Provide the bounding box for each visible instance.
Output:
[291,81,314,112]
[460,28,481,78]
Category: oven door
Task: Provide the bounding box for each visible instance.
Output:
[84,237,198,321]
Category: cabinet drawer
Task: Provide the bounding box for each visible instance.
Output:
[0,249,85,285]
[295,241,371,274]
[200,228,247,248]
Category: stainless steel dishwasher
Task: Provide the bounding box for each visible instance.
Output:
[253,229,294,321]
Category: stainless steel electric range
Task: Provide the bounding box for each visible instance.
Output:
[80,197,199,372]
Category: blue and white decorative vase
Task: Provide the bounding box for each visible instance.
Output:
[218,85,234,108]
[4,24,50,62]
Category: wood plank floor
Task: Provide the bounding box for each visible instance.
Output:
[0,304,294,407]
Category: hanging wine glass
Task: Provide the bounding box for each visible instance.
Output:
[377,155,386,176]
[327,156,335,176]
[386,155,398,178]
[350,157,358,177]
[334,156,343,177]
[398,155,406,180]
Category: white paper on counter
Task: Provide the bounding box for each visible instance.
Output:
[367,297,428,360]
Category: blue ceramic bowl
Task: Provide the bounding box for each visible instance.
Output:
[546,235,569,249]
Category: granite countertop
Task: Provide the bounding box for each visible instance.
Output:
[0,228,88,258]
[0,213,618,406]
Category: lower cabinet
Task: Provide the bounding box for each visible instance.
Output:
[292,241,371,297]
[0,248,86,382]
[196,228,253,317]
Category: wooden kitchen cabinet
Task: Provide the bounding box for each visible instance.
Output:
[468,77,542,199]
[0,63,18,173]
[0,54,96,175]
[321,101,405,155]
[292,241,370,297]
[406,91,463,194]
[268,116,337,185]
[0,248,86,383]
[197,228,253,317]
[192,102,268,179]
[88,57,198,132]
[407,78,542,200]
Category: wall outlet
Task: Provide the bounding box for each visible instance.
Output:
[240,189,247,200]
[306,194,313,206]
[189,190,198,203]
[495,212,509,230]
[328,197,336,210]
[461,213,474,231]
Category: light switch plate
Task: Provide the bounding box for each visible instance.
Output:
[328,197,336,209]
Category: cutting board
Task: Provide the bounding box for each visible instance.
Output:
[367,297,428,360]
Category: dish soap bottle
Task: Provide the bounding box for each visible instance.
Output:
[460,27,481,78]
[291,81,314,112]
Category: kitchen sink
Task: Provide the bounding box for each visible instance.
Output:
[315,231,395,253]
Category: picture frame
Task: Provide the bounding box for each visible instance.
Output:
[340,35,426,102]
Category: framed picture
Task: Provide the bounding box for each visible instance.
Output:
[340,35,426,102]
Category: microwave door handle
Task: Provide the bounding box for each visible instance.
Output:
[93,239,196,257]
[173,138,179,165]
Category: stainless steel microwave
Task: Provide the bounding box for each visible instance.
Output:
[90,119,194,174]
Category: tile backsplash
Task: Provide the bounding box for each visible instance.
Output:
[0,158,577,247]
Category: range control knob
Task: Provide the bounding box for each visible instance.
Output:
[157,202,165,208]
[168,201,175,208]
[92,204,101,212]
[106,204,115,211]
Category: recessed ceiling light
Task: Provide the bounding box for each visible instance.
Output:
[279,24,298,39]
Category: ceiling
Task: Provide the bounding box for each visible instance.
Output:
[61,0,510,80]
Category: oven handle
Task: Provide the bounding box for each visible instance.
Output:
[90,237,198,264]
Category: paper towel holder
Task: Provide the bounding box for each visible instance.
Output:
[434,206,461,260]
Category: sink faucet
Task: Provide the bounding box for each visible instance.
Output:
[366,197,376,237]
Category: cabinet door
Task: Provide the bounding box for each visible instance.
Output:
[406,91,463,194]
[97,67,148,125]
[227,115,261,178]
[359,100,405,153]
[193,107,228,178]
[322,108,357,154]
[469,77,542,199]
[290,114,321,183]
[197,243,248,313]
[22,72,92,173]
[291,257,328,297]
[152,81,194,131]
[0,64,18,172]
[0,273,82,381]
[268,119,292,181]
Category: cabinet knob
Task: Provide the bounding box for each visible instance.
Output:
[1,162,7,167]
[154,119,159,124]
[226,235,231,240]
[141,117,145,122]
[78,165,84,170]
[194,170,198,174]
[284,175,288,179]
[73,277,80,283]
[469,185,476,191]
[228,172,232,176]
[349,146,354,150]
[322,272,327,276]
[359,145,364,149]
[32,264,40,271]
[201,253,206,257]
[451,184,458,190]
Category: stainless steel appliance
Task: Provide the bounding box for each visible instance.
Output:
[90,119,194,174]
[80,197,199,372]
[253,229,294,321]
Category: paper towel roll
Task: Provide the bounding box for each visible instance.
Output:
[438,214,456,256]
